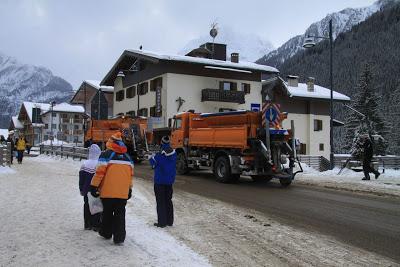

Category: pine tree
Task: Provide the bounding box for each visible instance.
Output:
[388,87,400,155]
[343,63,389,154]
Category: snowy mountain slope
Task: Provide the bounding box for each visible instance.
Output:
[257,0,383,66]
[179,25,275,62]
[0,52,73,128]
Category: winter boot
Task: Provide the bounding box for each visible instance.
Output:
[362,177,370,180]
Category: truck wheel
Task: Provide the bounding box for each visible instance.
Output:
[279,178,292,187]
[176,152,188,175]
[251,176,273,183]
[214,156,233,183]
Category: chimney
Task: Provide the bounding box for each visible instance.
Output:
[307,77,315,92]
[231,53,239,63]
[287,75,299,87]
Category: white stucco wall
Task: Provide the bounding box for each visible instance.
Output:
[165,73,262,121]
[113,73,263,128]
[282,113,330,159]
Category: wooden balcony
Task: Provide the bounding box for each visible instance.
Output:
[201,89,245,104]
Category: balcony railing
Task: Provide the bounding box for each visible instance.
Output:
[201,89,245,104]
[61,118,70,123]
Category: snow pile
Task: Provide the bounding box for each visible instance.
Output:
[0,166,15,174]
[296,163,400,197]
[39,139,69,146]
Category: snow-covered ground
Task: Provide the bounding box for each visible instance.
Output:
[296,164,400,197]
[0,155,397,266]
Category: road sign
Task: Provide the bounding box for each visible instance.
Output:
[265,106,278,122]
[251,103,260,112]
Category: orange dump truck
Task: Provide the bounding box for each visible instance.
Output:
[171,111,300,186]
[85,116,149,162]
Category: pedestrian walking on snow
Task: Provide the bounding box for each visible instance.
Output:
[90,132,134,245]
[361,134,380,180]
[149,136,177,228]
[79,144,102,231]
[15,135,26,164]
[6,132,15,164]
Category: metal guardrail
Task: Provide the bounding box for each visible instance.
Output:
[0,142,12,167]
[299,154,400,171]
[40,145,89,160]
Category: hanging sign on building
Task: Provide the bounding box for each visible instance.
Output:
[155,86,162,114]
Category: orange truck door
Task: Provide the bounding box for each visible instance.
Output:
[171,116,184,148]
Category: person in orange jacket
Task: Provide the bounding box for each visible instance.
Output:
[90,132,134,245]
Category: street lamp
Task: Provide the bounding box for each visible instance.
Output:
[50,101,56,146]
[303,19,334,170]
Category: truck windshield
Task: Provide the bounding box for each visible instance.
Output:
[173,118,182,129]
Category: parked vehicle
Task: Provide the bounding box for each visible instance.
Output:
[170,110,300,186]
[84,115,149,162]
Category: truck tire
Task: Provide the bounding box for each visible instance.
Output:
[251,176,273,183]
[176,152,189,175]
[279,178,292,187]
[213,156,233,183]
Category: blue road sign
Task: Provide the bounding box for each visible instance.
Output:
[251,103,261,112]
[265,107,278,122]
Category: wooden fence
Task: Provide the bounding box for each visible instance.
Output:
[0,143,11,167]
[40,145,88,160]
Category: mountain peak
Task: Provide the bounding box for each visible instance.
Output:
[0,51,74,128]
[257,0,385,67]
[179,25,275,62]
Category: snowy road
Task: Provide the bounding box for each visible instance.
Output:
[1,156,399,266]
[134,163,400,263]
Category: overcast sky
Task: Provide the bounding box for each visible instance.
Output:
[0,0,376,88]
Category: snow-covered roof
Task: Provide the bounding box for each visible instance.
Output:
[84,80,114,92]
[21,102,85,121]
[22,102,50,122]
[11,116,24,129]
[101,49,279,85]
[42,102,85,115]
[287,83,350,101]
[126,49,279,73]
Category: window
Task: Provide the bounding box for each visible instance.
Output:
[150,106,162,117]
[52,124,57,129]
[138,82,149,95]
[52,113,57,117]
[138,108,148,117]
[74,114,80,119]
[74,125,79,130]
[314,119,323,131]
[32,108,42,123]
[61,124,68,130]
[173,118,182,129]
[150,77,163,92]
[116,90,125,101]
[219,81,237,91]
[126,86,136,98]
[61,114,68,119]
[126,110,136,117]
[44,135,48,140]
[241,83,251,94]
[44,124,48,129]
[319,143,324,151]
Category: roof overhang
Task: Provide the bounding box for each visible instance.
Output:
[101,50,161,86]
[101,49,279,86]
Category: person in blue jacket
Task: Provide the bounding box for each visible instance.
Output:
[149,136,177,228]
[79,144,102,231]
